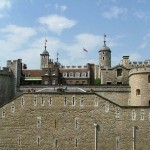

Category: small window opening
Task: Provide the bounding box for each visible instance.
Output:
[117,69,122,77]
[136,89,140,96]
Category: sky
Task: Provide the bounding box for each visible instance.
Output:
[0,0,150,69]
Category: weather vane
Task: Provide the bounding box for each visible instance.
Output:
[104,33,106,45]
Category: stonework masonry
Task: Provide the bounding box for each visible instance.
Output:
[0,68,14,105]
[0,92,150,150]
[129,68,150,106]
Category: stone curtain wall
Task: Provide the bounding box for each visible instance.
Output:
[0,93,150,149]
[0,73,14,105]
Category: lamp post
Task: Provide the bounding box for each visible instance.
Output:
[94,123,98,150]
[132,126,138,150]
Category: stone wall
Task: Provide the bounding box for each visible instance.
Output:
[0,92,150,150]
[101,67,130,84]
[0,68,14,105]
[19,85,131,106]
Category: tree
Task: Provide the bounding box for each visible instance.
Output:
[94,78,101,85]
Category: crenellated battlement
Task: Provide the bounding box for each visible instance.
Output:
[129,60,150,67]
[129,67,150,76]
[0,67,11,76]
[61,65,87,69]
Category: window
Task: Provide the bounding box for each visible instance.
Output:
[45,70,48,75]
[52,79,56,85]
[115,107,120,118]
[117,69,122,77]
[75,72,80,77]
[94,97,98,107]
[72,96,75,106]
[55,119,57,128]
[75,138,78,148]
[76,81,79,84]
[117,82,122,85]
[140,109,145,120]
[37,117,41,128]
[64,97,67,106]
[80,97,84,106]
[116,136,120,149]
[11,103,15,113]
[69,72,74,77]
[105,102,109,112]
[2,110,5,118]
[136,89,140,96]
[34,96,37,106]
[21,97,25,107]
[75,118,79,129]
[131,109,136,121]
[18,135,21,146]
[48,97,52,106]
[41,97,45,106]
[44,80,48,85]
[107,81,112,85]
[63,72,67,77]
[148,75,150,83]
[37,136,40,146]
[54,139,58,148]
[51,70,55,76]
[81,72,87,77]
[82,81,85,84]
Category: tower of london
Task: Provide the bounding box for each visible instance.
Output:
[0,36,150,150]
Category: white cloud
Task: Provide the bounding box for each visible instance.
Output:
[0,0,11,10]
[38,14,77,34]
[133,11,150,20]
[0,0,11,18]
[55,4,67,12]
[0,25,36,48]
[138,32,150,49]
[96,0,117,5]
[0,25,36,65]
[130,53,142,61]
[102,6,127,19]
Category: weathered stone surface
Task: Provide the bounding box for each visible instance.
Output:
[0,93,150,150]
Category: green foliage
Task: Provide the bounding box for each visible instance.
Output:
[94,78,101,85]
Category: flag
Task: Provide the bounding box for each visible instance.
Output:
[83,47,88,52]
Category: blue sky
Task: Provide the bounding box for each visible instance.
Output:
[0,0,150,69]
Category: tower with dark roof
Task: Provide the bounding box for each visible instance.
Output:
[99,34,111,69]
[40,39,49,69]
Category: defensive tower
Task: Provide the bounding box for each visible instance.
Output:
[129,67,150,106]
[40,39,49,69]
[99,34,111,69]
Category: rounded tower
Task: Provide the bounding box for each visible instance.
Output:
[99,34,111,69]
[129,67,150,106]
[40,39,49,69]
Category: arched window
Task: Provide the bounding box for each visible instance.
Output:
[75,72,80,77]
[69,72,74,77]
[148,75,150,83]
[81,72,87,77]
[136,89,140,96]
[63,72,67,77]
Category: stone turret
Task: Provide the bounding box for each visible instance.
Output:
[40,39,49,69]
[99,34,111,69]
[129,67,150,106]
